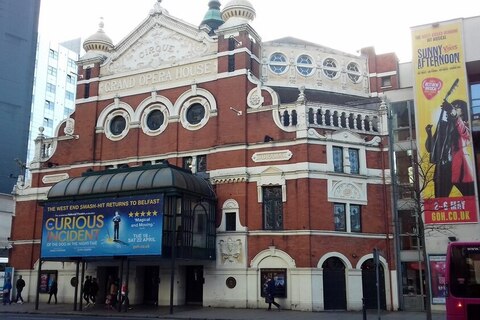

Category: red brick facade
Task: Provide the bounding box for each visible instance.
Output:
[10,1,399,311]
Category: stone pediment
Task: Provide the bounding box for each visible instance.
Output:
[102,13,217,76]
[330,129,365,144]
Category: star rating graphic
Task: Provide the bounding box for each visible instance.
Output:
[128,210,158,217]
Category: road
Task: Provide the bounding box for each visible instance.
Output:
[0,314,154,320]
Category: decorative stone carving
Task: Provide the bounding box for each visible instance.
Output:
[64,118,75,136]
[247,86,264,109]
[212,177,248,185]
[330,181,365,203]
[107,26,210,75]
[365,136,381,146]
[307,128,326,139]
[219,238,242,264]
[223,199,239,209]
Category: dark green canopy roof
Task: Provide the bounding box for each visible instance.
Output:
[47,164,215,200]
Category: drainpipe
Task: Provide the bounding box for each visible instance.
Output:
[386,99,404,310]
[169,197,179,314]
[380,139,394,311]
[378,97,395,310]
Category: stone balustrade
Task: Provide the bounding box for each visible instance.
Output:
[278,103,382,134]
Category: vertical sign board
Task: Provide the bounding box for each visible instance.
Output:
[412,20,478,224]
[41,194,164,258]
[428,255,447,304]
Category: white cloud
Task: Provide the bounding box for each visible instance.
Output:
[39,0,480,62]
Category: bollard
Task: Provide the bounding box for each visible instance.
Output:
[362,297,367,320]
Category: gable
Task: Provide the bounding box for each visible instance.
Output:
[102,13,218,76]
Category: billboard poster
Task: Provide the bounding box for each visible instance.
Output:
[39,270,58,294]
[1,267,13,301]
[41,194,164,258]
[412,20,478,224]
[260,268,287,298]
[429,255,446,304]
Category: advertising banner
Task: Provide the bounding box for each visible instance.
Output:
[41,194,164,258]
[1,267,13,301]
[412,20,478,224]
[429,255,446,304]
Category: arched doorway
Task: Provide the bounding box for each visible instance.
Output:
[322,257,347,310]
[361,258,387,310]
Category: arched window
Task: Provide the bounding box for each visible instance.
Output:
[193,204,207,248]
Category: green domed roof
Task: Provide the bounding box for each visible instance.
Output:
[200,0,224,34]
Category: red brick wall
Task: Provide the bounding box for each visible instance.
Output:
[10,201,43,269]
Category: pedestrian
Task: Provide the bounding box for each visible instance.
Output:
[83,276,91,306]
[120,281,130,311]
[47,280,58,304]
[109,279,119,308]
[89,277,99,305]
[2,273,12,305]
[264,277,280,310]
[15,275,26,304]
[105,275,114,310]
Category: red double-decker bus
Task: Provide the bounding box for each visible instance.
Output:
[446,242,480,319]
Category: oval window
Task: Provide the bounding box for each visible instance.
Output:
[110,115,126,136]
[186,103,205,125]
[269,52,289,74]
[146,109,164,131]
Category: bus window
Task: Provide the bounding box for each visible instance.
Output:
[449,246,480,298]
[446,242,480,320]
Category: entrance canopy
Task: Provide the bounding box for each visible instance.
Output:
[47,163,216,200]
[42,163,217,261]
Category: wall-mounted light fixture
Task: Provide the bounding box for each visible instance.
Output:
[264,135,274,142]
[229,107,242,116]
[229,35,242,48]
[70,71,83,79]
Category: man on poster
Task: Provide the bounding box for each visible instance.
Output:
[113,211,122,241]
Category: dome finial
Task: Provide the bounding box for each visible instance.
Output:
[201,0,224,34]
[98,17,104,30]
[83,16,114,54]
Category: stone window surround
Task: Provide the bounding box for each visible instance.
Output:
[97,86,217,141]
[267,52,361,83]
[218,199,246,232]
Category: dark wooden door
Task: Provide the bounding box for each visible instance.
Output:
[323,257,347,310]
[186,266,203,305]
[362,259,387,310]
[143,266,159,305]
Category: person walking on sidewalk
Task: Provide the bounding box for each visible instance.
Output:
[89,278,99,305]
[15,275,26,304]
[83,276,92,306]
[47,280,58,304]
[264,277,280,310]
[2,273,12,305]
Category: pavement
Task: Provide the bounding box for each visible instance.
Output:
[0,301,446,320]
